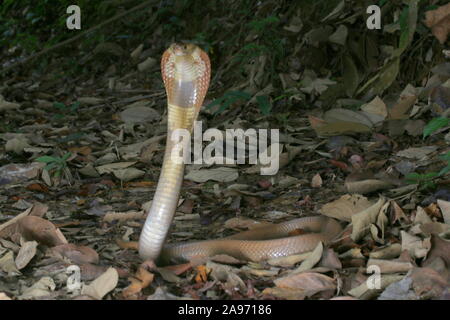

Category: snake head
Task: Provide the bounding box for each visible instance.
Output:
[161,42,210,84]
[169,43,197,56]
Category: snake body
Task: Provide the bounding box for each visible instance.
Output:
[138,43,342,265]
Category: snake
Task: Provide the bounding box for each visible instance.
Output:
[138,43,342,265]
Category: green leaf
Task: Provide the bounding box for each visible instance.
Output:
[423,117,449,138]
[36,156,58,163]
[62,152,72,161]
[439,166,450,176]
[439,151,450,161]
[53,102,66,110]
[45,162,59,171]
[256,95,272,115]
[342,55,359,97]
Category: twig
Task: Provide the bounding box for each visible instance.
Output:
[1,0,157,74]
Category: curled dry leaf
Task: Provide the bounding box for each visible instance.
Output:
[318,248,342,270]
[15,241,38,270]
[351,197,387,242]
[367,258,413,274]
[293,242,323,273]
[320,194,373,222]
[19,277,56,299]
[437,199,450,225]
[0,251,20,275]
[401,231,431,259]
[0,293,12,300]
[348,274,404,299]
[274,272,336,298]
[369,243,402,259]
[81,267,119,300]
[422,235,450,274]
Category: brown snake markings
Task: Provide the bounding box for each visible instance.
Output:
[138,43,342,265]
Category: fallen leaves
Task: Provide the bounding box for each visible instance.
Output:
[424,3,450,44]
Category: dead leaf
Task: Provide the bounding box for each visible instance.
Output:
[0,251,20,275]
[15,241,38,270]
[367,259,413,274]
[437,199,450,225]
[294,242,324,273]
[311,173,322,188]
[19,277,55,299]
[401,231,431,259]
[410,267,448,299]
[351,197,387,242]
[81,267,119,300]
[369,243,402,259]
[274,272,336,297]
[424,3,450,44]
[320,194,373,222]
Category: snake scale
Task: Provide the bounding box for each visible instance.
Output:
[138,43,342,265]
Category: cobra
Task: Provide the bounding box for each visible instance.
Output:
[138,43,342,265]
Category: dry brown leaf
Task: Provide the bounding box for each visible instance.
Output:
[367,258,413,274]
[410,267,448,299]
[320,194,373,222]
[274,272,336,297]
[0,293,12,300]
[401,231,431,259]
[423,235,450,273]
[311,173,323,188]
[437,199,450,225]
[369,243,402,259]
[294,242,323,273]
[318,248,342,270]
[15,240,38,270]
[351,197,387,242]
[424,3,450,44]
[389,94,417,119]
[81,267,119,300]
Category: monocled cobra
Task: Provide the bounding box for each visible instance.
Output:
[138,43,342,265]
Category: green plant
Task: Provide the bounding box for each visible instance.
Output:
[52,101,80,120]
[234,15,284,74]
[405,172,438,190]
[206,91,272,115]
[36,152,72,178]
[423,117,449,138]
[405,151,450,190]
